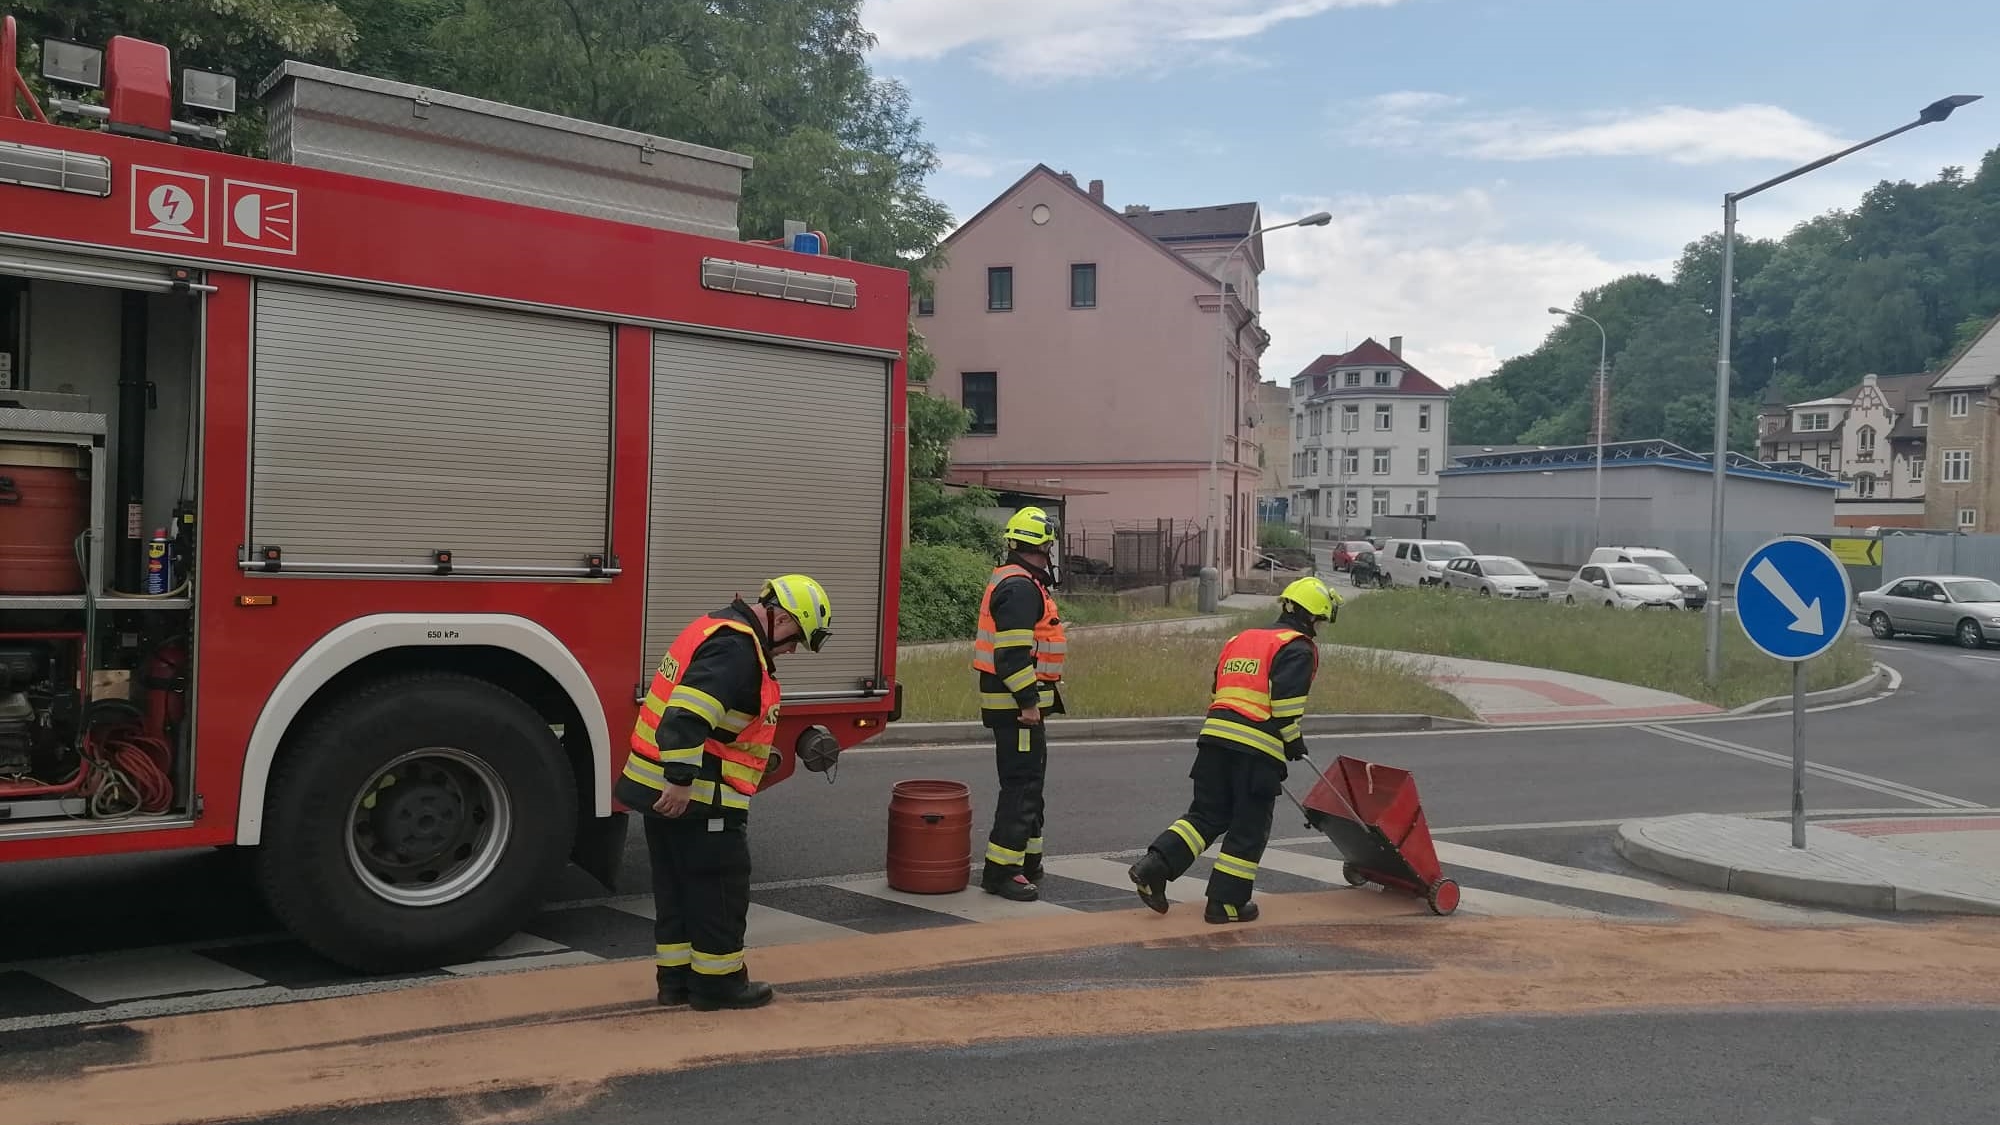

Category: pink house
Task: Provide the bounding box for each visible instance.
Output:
[917,164,1271,584]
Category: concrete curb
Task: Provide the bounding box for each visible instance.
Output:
[1726,662,1897,716]
[865,711,1486,748]
[1613,815,2000,916]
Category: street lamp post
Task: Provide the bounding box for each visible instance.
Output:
[1701,94,1983,682]
[1201,209,1333,613]
[1549,306,1609,547]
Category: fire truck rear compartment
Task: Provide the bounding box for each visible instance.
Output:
[0,272,198,829]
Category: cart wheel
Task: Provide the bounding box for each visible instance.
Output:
[1427,878,1460,916]
[1341,862,1370,887]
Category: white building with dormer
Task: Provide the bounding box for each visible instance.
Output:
[1756,371,1935,529]
[1287,336,1452,537]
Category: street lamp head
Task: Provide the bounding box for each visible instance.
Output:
[1299,211,1333,227]
[1919,94,1982,124]
[1547,306,1570,316]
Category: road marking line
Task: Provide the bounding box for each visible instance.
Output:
[1640,724,1985,810]
[30,949,268,1005]
[839,876,1077,920]
[1042,856,1207,905]
[747,902,868,947]
[1430,841,1875,925]
[1252,847,1607,920]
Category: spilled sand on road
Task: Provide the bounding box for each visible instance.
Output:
[7,892,2000,1125]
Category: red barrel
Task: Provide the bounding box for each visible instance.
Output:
[886,779,973,894]
[0,442,89,596]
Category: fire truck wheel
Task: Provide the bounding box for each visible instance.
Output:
[254,672,578,974]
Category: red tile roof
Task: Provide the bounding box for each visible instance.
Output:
[1293,338,1450,396]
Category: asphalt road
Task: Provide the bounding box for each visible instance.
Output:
[275,1010,2000,1125]
[0,630,1991,964]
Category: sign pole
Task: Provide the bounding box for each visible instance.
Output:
[1791,660,1806,848]
[1734,535,1852,853]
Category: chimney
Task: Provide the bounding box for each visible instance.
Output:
[1389,335,1403,357]
[1058,170,1077,188]
[1088,179,1104,203]
[1124,204,1150,215]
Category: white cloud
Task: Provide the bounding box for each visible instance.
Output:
[1342,91,1850,166]
[860,0,1404,81]
[1255,189,1671,389]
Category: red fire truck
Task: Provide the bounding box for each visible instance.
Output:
[0,17,908,972]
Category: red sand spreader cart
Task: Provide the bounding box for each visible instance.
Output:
[1295,754,1460,916]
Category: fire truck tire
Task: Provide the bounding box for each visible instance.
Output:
[253,671,578,974]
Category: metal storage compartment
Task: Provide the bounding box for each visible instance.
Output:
[646,331,891,698]
[257,62,753,241]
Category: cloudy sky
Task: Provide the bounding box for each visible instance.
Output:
[858,0,1994,388]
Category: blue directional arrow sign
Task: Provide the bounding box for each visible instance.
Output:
[1735,536,1855,662]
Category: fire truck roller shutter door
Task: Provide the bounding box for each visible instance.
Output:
[247,280,613,572]
[239,614,611,973]
[235,613,613,845]
[645,332,890,697]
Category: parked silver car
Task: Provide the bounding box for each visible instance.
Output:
[1854,574,2000,648]
[1440,554,1550,599]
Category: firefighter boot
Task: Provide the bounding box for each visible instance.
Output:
[982,867,1040,902]
[690,971,775,1012]
[1127,850,1172,915]
[1204,899,1260,924]
[657,966,690,1007]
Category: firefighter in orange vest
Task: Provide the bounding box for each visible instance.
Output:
[972,506,1067,901]
[616,574,834,1012]
[1128,576,1340,923]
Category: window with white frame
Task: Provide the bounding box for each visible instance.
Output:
[1416,489,1430,516]
[1374,404,1392,430]
[1342,448,1359,476]
[1372,448,1390,474]
[1371,490,1390,516]
[1854,473,1875,499]
[1915,403,1930,426]
[1856,426,1876,461]
[1342,404,1360,431]
[1796,411,1831,432]
[1343,490,1358,517]
[1943,449,1972,483]
[1418,404,1432,432]
[1817,451,1832,471]
[1417,447,1431,474]
[1910,455,1925,483]
[1960,508,1979,529]
[1310,409,1322,436]
[1374,370,1392,386]
[1950,393,1970,418]
[1344,371,1361,387]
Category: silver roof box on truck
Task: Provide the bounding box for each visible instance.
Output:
[255,61,752,241]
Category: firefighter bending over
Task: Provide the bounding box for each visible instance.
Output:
[972,506,1068,902]
[1127,576,1341,923]
[617,574,834,1011]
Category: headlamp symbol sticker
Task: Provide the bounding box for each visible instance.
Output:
[224,180,300,254]
[129,167,210,243]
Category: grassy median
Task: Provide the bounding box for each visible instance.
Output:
[894,620,1474,723]
[1326,585,1877,708]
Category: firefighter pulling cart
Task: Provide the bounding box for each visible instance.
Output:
[0,14,909,973]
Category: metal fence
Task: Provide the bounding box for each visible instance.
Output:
[1882,532,2000,585]
[1062,519,1204,591]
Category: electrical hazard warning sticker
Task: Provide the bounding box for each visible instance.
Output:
[130,166,210,243]
[222,180,299,255]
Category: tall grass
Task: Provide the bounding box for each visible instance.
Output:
[893,627,1473,723]
[1327,586,1876,708]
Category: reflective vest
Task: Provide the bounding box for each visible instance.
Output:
[1199,627,1313,762]
[972,564,1067,686]
[625,615,782,808]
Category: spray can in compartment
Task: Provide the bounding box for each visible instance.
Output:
[145,527,171,594]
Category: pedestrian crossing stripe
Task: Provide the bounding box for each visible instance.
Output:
[0,840,1883,1034]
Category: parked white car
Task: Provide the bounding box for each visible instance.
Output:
[1565,562,1686,609]
[1382,538,1474,587]
[1440,554,1551,599]
[1587,546,1708,610]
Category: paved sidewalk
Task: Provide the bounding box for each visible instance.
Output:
[1616,812,2000,915]
[1333,648,1723,725]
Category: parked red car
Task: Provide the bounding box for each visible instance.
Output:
[1329,540,1375,571]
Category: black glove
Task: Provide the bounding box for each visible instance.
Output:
[1284,741,1308,762]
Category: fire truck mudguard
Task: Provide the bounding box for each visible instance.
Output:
[236,612,613,846]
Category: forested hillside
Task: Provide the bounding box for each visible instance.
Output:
[1448,149,2000,452]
